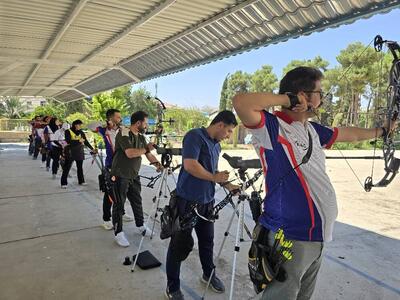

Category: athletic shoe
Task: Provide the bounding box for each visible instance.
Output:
[79,182,88,186]
[201,273,225,293]
[61,185,67,189]
[102,221,113,230]
[165,288,184,300]
[136,224,151,236]
[122,214,134,222]
[114,232,130,247]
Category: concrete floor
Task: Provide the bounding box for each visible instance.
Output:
[0,144,399,300]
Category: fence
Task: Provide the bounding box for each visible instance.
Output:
[0,119,31,132]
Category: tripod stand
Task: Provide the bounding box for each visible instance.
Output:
[131,151,180,272]
[214,168,263,242]
[202,169,255,299]
[202,155,263,300]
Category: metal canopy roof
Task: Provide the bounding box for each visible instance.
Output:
[1,0,399,102]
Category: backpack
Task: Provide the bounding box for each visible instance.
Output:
[160,190,181,240]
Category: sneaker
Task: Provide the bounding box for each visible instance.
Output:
[165,288,184,300]
[102,221,113,230]
[52,174,56,179]
[32,156,38,160]
[201,273,225,293]
[122,214,134,222]
[79,182,88,186]
[136,224,151,236]
[40,163,45,168]
[114,232,130,247]
[61,185,67,189]
[46,167,50,172]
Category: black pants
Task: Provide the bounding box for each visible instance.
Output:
[50,147,62,175]
[61,159,84,185]
[45,149,51,168]
[101,167,113,222]
[166,198,215,293]
[103,190,112,221]
[112,176,144,235]
[28,135,34,155]
[33,138,41,158]
[41,148,48,164]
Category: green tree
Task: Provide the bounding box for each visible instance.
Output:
[282,55,329,75]
[111,85,131,102]
[251,65,278,93]
[85,92,127,121]
[219,74,229,111]
[30,98,66,119]
[366,52,392,127]
[324,43,380,127]
[64,100,88,116]
[225,71,252,110]
[164,108,208,134]
[0,96,26,118]
[126,87,158,118]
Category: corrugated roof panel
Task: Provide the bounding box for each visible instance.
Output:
[71,3,144,33]
[0,65,36,85]
[56,89,85,102]
[29,66,78,86]
[1,0,72,23]
[76,69,132,95]
[58,26,116,45]
[0,35,50,52]
[91,0,159,11]
[55,68,105,87]
[20,89,48,96]
[37,90,56,97]
[1,89,17,96]
[1,0,399,101]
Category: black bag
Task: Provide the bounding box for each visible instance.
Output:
[160,190,181,240]
[248,224,285,294]
[98,167,113,193]
[98,173,106,192]
[132,250,161,270]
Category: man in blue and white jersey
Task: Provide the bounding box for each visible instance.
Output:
[233,66,397,300]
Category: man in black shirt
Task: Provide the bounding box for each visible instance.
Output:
[111,111,162,247]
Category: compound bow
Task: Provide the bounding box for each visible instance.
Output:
[317,35,400,192]
[363,35,400,191]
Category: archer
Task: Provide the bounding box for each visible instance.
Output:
[233,66,397,300]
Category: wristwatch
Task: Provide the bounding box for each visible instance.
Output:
[285,92,300,110]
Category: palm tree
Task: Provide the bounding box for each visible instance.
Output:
[0,96,25,119]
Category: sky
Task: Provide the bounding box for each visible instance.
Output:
[133,8,400,109]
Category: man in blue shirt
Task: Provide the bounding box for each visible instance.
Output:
[165,111,238,300]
